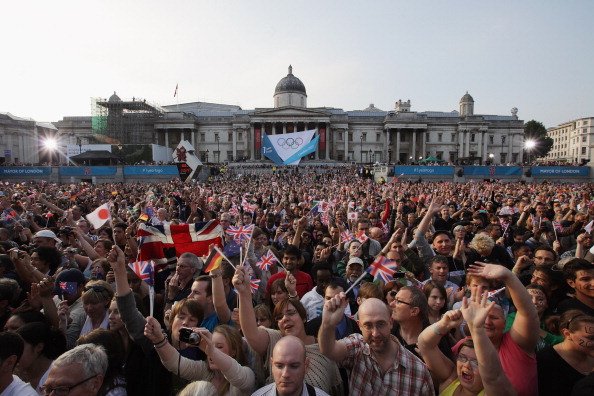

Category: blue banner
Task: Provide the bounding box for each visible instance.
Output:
[124,166,179,175]
[0,167,51,176]
[531,167,589,176]
[60,167,117,176]
[261,133,284,165]
[463,166,522,176]
[283,135,319,165]
[394,166,454,175]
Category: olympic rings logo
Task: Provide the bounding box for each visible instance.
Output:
[277,137,303,150]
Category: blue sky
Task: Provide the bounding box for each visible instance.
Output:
[1,0,592,128]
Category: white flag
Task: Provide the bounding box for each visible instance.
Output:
[585,220,594,234]
[86,203,112,229]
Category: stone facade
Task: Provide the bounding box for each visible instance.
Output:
[546,117,594,163]
[0,113,50,164]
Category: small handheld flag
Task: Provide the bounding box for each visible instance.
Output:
[58,281,78,296]
[256,250,279,271]
[367,256,397,283]
[128,260,154,287]
[204,249,223,273]
[250,277,261,294]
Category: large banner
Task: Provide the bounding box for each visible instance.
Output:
[60,167,117,176]
[0,167,51,176]
[463,166,522,176]
[261,129,319,165]
[394,166,454,175]
[123,166,179,175]
[531,167,589,176]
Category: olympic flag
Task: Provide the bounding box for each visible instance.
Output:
[261,129,318,165]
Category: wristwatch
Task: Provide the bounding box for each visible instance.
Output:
[209,274,219,279]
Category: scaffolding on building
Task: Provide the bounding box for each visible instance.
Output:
[91,93,165,145]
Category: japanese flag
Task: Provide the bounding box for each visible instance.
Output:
[348,212,358,220]
[86,203,112,229]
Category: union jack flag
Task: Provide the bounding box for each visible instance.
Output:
[128,260,154,287]
[366,256,397,283]
[320,213,330,226]
[552,221,563,231]
[226,225,254,242]
[256,250,279,271]
[242,201,257,213]
[356,230,369,244]
[341,230,355,243]
[250,277,261,294]
[137,220,223,265]
[229,205,239,217]
[381,222,389,236]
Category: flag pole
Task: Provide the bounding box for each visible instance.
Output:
[214,245,236,270]
[149,285,155,317]
[345,271,367,295]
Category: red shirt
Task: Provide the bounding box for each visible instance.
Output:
[266,270,313,298]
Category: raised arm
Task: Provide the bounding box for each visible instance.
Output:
[232,266,269,356]
[209,255,231,324]
[318,292,349,362]
[417,310,462,387]
[467,262,539,354]
[461,286,517,396]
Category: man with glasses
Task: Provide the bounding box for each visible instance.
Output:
[41,344,106,396]
[164,252,202,306]
[319,295,434,395]
[0,332,37,396]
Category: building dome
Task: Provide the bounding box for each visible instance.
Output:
[109,91,122,102]
[274,65,307,95]
[460,91,474,103]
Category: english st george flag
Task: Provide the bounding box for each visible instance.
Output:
[137,220,223,265]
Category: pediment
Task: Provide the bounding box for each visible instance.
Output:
[252,107,331,117]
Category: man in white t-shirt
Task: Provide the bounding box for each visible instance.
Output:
[0,332,37,396]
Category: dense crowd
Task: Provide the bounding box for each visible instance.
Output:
[0,168,594,396]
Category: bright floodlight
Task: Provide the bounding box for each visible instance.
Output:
[44,138,58,150]
[525,140,536,149]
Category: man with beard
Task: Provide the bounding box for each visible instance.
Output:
[319,295,434,395]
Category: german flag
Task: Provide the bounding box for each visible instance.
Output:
[204,249,223,273]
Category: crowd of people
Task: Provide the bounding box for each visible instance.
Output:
[1,167,594,395]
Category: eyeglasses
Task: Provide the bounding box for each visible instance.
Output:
[395,299,413,306]
[274,309,298,322]
[84,285,107,293]
[176,264,192,269]
[360,321,389,331]
[457,354,479,368]
[41,375,97,396]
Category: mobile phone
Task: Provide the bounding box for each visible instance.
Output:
[10,250,19,260]
[394,271,406,278]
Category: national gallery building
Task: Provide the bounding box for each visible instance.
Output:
[53,66,525,165]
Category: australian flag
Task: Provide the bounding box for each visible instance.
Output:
[59,281,78,296]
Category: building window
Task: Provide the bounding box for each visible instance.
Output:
[348,133,353,142]
[338,132,343,141]
[226,151,233,161]
[436,152,443,160]
[348,151,354,161]
[337,152,344,161]
[400,133,406,142]
[200,134,205,142]
[438,133,442,142]
[501,136,506,144]
[376,133,381,142]
[426,134,430,142]
[583,136,587,142]
[471,134,475,142]
[582,147,587,155]
[228,132,232,141]
[238,132,242,140]
[451,133,456,142]
[489,135,494,144]
[361,133,366,142]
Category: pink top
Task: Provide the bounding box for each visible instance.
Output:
[499,332,538,396]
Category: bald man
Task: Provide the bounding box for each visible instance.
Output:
[251,335,329,396]
[368,227,385,244]
[319,296,434,396]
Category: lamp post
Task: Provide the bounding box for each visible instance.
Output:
[369,149,373,164]
[388,147,392,164]
[360,135,363,163]
[117,144,124,165]
[525,140,536,164]
[489,153,494,165]
[215,134,220,163]
[409,156,413,164]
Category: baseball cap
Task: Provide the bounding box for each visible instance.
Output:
[347,257,364,268]
[33,230,62,245]
[52,269,86,295]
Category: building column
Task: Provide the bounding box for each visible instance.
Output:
[180,129,185,142]
[250,124,255,160]
[232,128,237,161]
[411,131,417,162]
[325,123,330,160]
[465,131,471,157]
[386,128,391,163]
[344,129,349,161]
[483,131,488,162]
[283,123,287,134]
[396,129,401,164]
[191,129,196,149]
[421,130,426,159]
[476,131,483,159]
[458,130,464,157]
[509,133,514,163]
[164,129,169,148]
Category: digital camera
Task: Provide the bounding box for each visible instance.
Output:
[179,327,201,345]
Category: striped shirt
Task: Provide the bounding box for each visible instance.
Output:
[340,334,434,396]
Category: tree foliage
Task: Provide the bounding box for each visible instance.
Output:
[524,120,553,159]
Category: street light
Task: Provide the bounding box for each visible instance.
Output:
[388,148,392,164]
[215,134,220,163]
[409,156,413,164]
[360,135,363,163]
[525,140,536,164]
[489,153,494,165]
[368,149,373,164]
